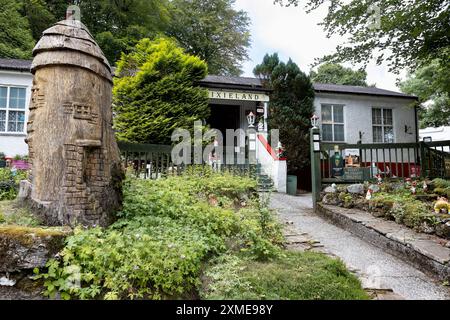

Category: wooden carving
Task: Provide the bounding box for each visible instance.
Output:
[23,19,123,227]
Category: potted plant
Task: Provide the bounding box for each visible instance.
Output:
[0,152,5,168]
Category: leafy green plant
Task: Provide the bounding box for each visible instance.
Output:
[0,168,28,200]
[34,172,284,300]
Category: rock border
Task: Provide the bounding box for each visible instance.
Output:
[317,203,450,282]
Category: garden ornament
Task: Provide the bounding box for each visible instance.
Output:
[434,198,450,215]
[20,15,124,227]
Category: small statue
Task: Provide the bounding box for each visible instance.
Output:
[376,174,382,185]
[366,189,373,200]
[411,181,417,195]
[434,197,450,214]
[422,181,428,192]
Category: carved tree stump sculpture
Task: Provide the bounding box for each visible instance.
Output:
[24,19,123,227]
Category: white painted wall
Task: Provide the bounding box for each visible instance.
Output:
[0,70,33,157]
[256,135,287,193]
[314,93,418,144]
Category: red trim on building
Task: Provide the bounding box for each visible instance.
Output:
[257,134,287,161]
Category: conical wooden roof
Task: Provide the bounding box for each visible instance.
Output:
[31,20,112,82]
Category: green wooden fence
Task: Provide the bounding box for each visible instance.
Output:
[310,128,450,209]
[118,141,257,179]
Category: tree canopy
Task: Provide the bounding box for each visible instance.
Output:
[254,53,315,174]
[0,0,35,59]
[400,59,450,128]
[113,38,210,144]
[166,0,251,76]
[2,0,252,74]
[310,63,368,86]
[274,0,450,73]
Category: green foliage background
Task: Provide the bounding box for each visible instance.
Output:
[254,53,315,174]
[310,62,369,87]
[1,0,251,75]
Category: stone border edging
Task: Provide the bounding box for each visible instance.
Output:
[317,203,450,282]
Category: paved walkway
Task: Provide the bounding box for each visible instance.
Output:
[269,192,450,300]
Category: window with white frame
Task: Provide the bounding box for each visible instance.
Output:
[321,104,344,142]
[0,86,26,133]
[372,108,394,143]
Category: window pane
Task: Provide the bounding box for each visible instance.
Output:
[373,126,382,142]
[384,126,394,143]
[9,88,26,109]
[0,87,7,108]
[372,108,382,125]
[333,105,344,123]
[321,105,332,122]
[383,109,393,125]
[0,110,5,131]
[7,111,25,132]
[334,124,344,141]
[322,124,333,141]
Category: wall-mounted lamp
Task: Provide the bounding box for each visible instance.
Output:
[247,111,256,128]
[405,125,413,135]
[311,114,320,128]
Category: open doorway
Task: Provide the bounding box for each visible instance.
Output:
[208,104,240,147]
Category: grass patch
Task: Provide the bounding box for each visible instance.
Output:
[0,200,42,227]
[201,251,369,300]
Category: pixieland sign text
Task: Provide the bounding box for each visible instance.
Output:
[208,89,270,102]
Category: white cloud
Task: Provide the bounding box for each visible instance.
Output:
[234,0,406,91]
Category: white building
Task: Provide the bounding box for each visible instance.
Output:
[420,126,450,152]
[0,59,33,157]
[313,83,418,144]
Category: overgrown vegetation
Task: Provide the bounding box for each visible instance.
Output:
[0,168,28,201]
[322,178,450,238]
[0,201,42,227]
[34,170,367,300]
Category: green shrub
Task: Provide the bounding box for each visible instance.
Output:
[200,251,369,300]
[433,178,450,190]
[35,172,282,300]
[0,168,28,200]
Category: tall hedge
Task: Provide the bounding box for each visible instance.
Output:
[113,38,210,144]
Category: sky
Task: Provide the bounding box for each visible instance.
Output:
[234,0,406,91]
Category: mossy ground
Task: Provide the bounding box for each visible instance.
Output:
[200,251,369,300]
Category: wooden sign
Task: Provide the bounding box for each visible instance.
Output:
[343,167,370,181]
[208,89,270,102]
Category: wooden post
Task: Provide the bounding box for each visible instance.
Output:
[23,19,124,227]
[310,127,321,212]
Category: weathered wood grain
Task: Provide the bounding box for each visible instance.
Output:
[22,19,123,227]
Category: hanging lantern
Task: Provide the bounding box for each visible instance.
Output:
[311,114,320,128]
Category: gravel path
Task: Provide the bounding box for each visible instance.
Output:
[269,192,450,300]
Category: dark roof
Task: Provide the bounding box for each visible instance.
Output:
[313,83,418,100]
[199,75,417,100]
[0,58,32,72]
[198,75,268,92]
